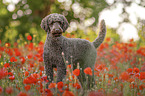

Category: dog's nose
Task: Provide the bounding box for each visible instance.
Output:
[55,29,60,32]
[52,28,62,37]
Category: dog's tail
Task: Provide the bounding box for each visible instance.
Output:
[92,20,106,48]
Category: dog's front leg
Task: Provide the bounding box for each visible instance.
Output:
[44,54,53,88]
[57,63,66,83]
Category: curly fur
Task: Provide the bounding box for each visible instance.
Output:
[41,13,69,33]
[40,13,106,87]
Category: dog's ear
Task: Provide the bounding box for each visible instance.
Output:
[40,16,50,33]
[61,15,69,32]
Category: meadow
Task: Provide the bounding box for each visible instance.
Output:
[0,34,145,96]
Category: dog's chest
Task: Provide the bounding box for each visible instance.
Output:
[48,41,64,65]
[49,41,63,53]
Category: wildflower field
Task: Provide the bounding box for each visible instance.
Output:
[0,34,145,96]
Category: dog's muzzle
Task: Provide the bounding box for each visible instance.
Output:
[52,29,62,37]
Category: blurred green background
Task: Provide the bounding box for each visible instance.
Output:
[0,0,145,46]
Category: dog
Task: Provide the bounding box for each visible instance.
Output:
[40,13,106,87]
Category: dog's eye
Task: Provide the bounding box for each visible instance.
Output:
[58,21,61,25]
[51,21,55,24]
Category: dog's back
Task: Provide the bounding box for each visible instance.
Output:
[62,37,97,68]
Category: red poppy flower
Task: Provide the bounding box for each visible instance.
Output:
[39,71,42,76]
[31,73,39,78]
[20,57,25,64]
[62,90,75,96]
[38,41,44,46]
[44,89,53,96]
[126,68,132,73]
[120,72,129,81]
[139,84,144,90]
[41,76,48,81]
[0,86,3,94]
[73,83,81,89]
[57,81,63,89]
[67,65,71,68]
[84,67,92,76]
[9,75,15,80]
[10,57,17,62]
[8,72,13,76]
[108,74,114,78]
[23,78,30,84]
[14,48,21,56]
[27,54,32,59]
[17,91,28,96]
[128,78,135,83]
[5,87,13,94]
[73,69,80,76]
[49,83,56,89]
[4,63,10,68]
[135,73,139,78]
[0,68,8,79]
[30,63,34,68]
[129,38,134,42]
[5,48,13,56]
[23,75,38,84]
[25,71,29,77]
[39,66,44,71]
[106,37,111,42]
[27,35,32,41]
[24,85,31,91]
[38,57,43,62]
[95,64,105,71]
[133,67,140,73]
[128,43,136,47]
[139,72,145,80]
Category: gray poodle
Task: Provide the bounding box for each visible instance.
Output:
[40,13,106,87]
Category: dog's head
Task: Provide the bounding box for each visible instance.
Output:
[40,13,69,37]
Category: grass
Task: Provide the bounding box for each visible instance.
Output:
[0,36,145,96]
